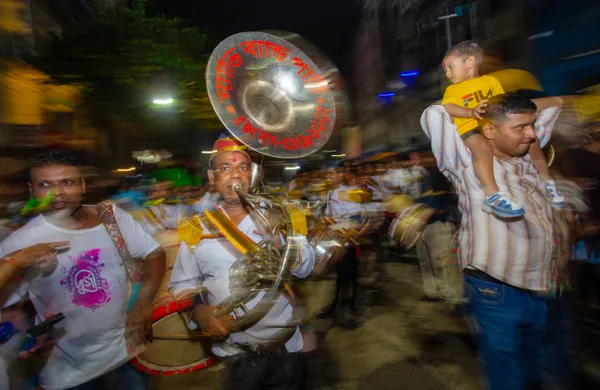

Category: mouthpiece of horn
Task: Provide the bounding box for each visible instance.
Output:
[232,183,244,192]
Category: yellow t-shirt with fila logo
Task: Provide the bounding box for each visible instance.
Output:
[442,75,505,135]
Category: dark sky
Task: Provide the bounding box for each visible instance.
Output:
[156,0,363,78]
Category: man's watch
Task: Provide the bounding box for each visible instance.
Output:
[192,289,209,308]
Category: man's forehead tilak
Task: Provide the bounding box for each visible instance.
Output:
[214,151,250,169]
[442,55,457,69]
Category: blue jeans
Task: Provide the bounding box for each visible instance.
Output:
[464,274,547,390]
[543,295,576,390]
[65,363,147,390]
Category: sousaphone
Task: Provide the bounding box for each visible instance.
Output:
[205,31,348,331]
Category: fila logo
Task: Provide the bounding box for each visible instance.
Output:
[462,89,493,107]
[462,93,474,106]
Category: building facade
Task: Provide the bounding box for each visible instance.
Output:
[354,0,537,151]
[0,0,120,150]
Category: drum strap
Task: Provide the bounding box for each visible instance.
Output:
[197,211,243,258]
[96,199,146,362]
[96,201,142,288]
[202,208,262,254]
[197,213,220,237]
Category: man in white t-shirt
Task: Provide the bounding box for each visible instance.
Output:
[0,151,165,390]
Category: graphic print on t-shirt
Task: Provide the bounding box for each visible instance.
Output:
[462,88,493,107]
[60,248,111,310]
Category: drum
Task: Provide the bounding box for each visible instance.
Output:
[543,143,555,167]
[309,223,349,277]
[387,204,435,249]
[383,194,415,214]
[149,220,204,307]
[130,298,215,376]
[151,229,182,307]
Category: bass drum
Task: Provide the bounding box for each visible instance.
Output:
[130,298,215,376]
[309,222,349,277]
[387,204,435,249]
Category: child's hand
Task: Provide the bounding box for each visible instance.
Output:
[470,100,488,119]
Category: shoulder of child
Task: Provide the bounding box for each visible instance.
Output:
[442,83,459,100]
[444,82,457,92]
[480,74,501,84]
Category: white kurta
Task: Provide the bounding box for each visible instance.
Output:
[169,206,315,357]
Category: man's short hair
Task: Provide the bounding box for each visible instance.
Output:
[481,93,538,124]
[29,151,82,170]
[444,40,483,66]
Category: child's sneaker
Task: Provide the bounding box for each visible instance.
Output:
[482,192,525,218]
[545,180,565,209]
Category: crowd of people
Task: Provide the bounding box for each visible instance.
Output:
[0,40,598,390]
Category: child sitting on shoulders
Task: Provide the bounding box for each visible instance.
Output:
[441,41,564,218]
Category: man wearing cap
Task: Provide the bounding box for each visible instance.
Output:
[169,135,316,390]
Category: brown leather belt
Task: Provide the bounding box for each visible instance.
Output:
[463,268,546,296]
[463,268,511,286]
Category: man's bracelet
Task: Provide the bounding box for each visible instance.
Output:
[192,294,202,308]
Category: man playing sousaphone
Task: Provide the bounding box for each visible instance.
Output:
[169,136,316,390]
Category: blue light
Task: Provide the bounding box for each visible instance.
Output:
[400,71,419,77]
[378,92,395,97]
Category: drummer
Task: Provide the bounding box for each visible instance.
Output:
[415,169,461,304]
[0,151,166,390]
[169,135,316,390]
[316,161,365,327]
[354,162,387,279]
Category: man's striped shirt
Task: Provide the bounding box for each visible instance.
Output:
[421,105,561,291]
